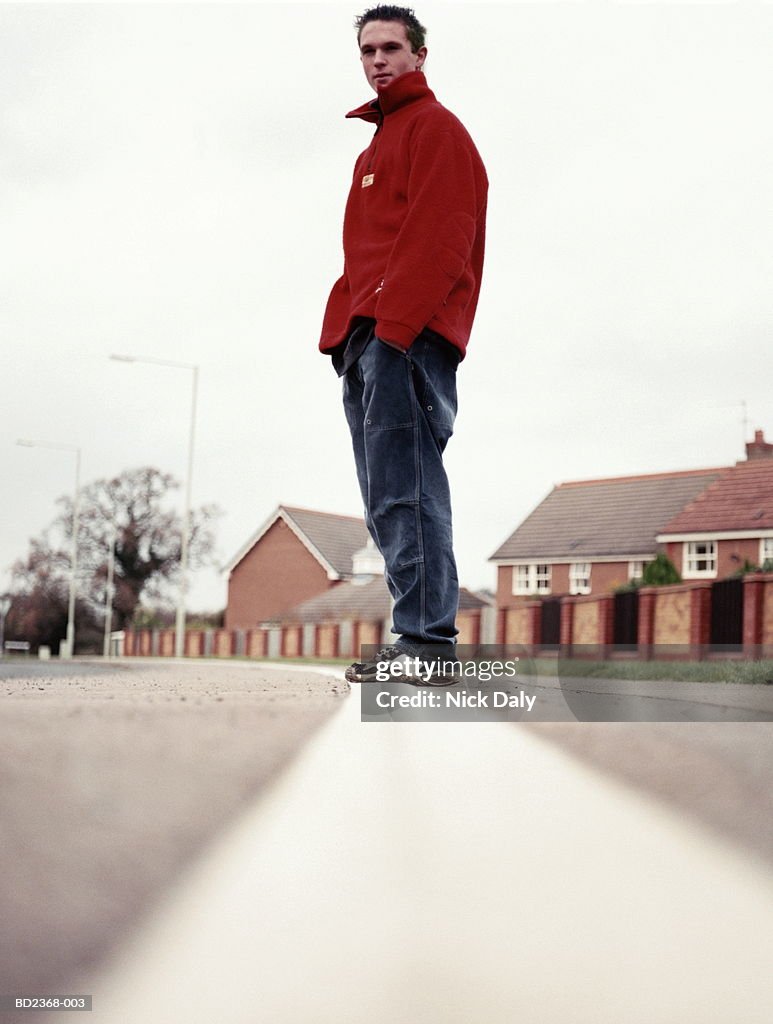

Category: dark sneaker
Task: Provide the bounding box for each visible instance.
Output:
[345,645,460,686]
[345,645,421,683]
[420,657,463,686]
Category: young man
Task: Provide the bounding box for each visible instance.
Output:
[319,5,488,683]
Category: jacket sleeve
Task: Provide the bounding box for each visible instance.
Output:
[374,120,485,350]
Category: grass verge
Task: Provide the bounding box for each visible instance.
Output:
[518,657,773,686]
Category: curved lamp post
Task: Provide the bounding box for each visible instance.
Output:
[110,355,198,658]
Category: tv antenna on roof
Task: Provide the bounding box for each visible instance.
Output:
[739,399,750,447]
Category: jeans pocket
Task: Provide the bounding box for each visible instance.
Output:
[409,344,458,451]
[375,334,410,357]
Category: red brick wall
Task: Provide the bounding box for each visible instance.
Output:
[502,605,538,647]
[456,610,480,645]
[122,577,773,662]
[563,594,614,655]
[317,624,339,659]
[185,631,205,657]
[647,582,712,655]
[653,586,692,646]
[282,626,303,657]
[354,622,381,651]
[762,577,773,652]
[572,598,600,645]
[225,518,336,629]
[742,573,773,656]
[214,630,234,657]
[249,629,267,657]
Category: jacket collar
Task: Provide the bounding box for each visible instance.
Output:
[345,71,436,124]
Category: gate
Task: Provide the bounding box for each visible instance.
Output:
[613,590,639,648]
[709,577,743,649]
[540,598,561,647]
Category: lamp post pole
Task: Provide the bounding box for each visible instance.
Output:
[17,440,81,658]
[110,355,198,658]
[0,597,11,658]
[103,523,116,659]
[176,363,199,658]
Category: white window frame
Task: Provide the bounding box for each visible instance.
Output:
[513,565,531,595]
[761,538,773,567]
[512,564,552,596]
[569,562,591,595]
[628,561,645,583]
[683,540,717,579]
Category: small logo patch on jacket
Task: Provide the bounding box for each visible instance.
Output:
[361,173,375,188]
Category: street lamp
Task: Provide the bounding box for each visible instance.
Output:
[16,439,81,659]
[110,354,198,658]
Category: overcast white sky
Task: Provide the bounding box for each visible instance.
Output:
[2,1,771,612]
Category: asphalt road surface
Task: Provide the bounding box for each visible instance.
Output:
[2,658,772,1023]
[92,672,773,1024]
[0,658,346,1012]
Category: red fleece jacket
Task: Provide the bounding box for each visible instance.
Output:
[319,71,488,359]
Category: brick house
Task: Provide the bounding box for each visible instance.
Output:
[225,503,494,645]
[491,430,773,611]
[491,468,721,609]
[658,432,773,581]
[224,505,369,629]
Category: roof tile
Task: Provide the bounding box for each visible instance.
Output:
[281,505,369,577]
[280,578,488,624]
[491,469,722,561]
[660,460,773,534]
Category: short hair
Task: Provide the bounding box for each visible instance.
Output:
[354,5,427,53]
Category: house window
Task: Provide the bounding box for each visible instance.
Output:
[684,540,717,578]
[761,538,773,568]
[569,562,591,595]
[513,566,531,594]
[535,565,551,593]
[628,561,645,582]
[513,564,552,595]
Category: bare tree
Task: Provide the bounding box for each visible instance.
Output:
[8,467,221,650]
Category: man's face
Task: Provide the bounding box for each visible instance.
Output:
[359,20,426,93]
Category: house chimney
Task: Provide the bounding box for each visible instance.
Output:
[745,429,773,461]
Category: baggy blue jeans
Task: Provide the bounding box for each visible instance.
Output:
[342,325,460,648]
